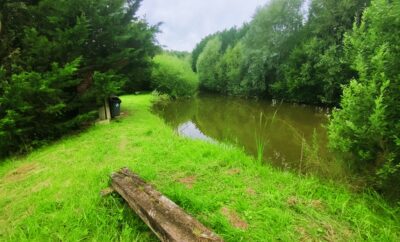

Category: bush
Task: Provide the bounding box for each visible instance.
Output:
[0,59,82,156]
[151,54,198,98]
[328,0,400,189]
[0,60,125,157]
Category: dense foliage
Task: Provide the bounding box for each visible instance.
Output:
[192,0,400,191]
[197,38,223,92]
[328,0,400,191]
[193,0,369,102]
[0,0,158,157]
[151,53,198,98]
[276,0,369,105]
[192,26,248,73]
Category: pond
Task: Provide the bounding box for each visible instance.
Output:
[153,94,350,180]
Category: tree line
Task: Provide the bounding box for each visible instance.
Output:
[192,0,400,193]
[0,0,159,157]
[193,0,369,104]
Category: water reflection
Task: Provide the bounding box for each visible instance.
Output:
[153,94,338,176]
[177,121,215,143]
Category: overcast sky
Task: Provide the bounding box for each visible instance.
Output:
[137,0,268,52]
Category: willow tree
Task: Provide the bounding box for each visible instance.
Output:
[240,0,306,97]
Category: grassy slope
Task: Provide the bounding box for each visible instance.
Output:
[0,94,399,241]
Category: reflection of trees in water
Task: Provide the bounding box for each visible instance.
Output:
[154,95,329,169]
[197,96,328,165]
[153,98,199,127]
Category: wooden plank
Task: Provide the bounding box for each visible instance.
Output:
[111,168,223,242]
[98,98,111,122]
[104,98,111,120]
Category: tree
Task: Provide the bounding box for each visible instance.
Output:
[191,26,249,72]
[20,0,158,91]
[0,0,158,157]
[196,37,223,92]
[151,53,198,98]
[191,34,217,72]
[224,42,246,95]
[0,59,85,156]
[277,0,370,105]
[328,0,400,189]
[0,0,38,74]
[241,0,306,97]
[215,42,246,95]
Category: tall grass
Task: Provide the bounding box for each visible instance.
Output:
[254,110,278,164]
[252,109,353,183]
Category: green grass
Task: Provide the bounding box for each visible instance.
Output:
[0,94,399,241]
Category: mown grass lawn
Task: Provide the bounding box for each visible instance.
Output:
[0,94,399,241]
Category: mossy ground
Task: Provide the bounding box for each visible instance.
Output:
[0,95,399,241]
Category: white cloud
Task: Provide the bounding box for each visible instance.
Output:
[137,0,268,51]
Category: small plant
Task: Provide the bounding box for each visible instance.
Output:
[151,90,171,105]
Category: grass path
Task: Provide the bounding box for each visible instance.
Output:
[0,94,399,241]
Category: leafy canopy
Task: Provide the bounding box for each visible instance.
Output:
[152,53,198,98]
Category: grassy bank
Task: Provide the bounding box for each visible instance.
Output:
[0,94,399,241]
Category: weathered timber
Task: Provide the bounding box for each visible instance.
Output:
[111,168,223,242]
[98,98,111,122]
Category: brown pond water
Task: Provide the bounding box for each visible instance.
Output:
[153,94,351,179]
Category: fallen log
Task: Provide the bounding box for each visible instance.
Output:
[111,168,223,242]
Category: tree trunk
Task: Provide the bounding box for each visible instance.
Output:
[111,168,223,242]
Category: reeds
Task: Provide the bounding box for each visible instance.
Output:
[254,110,278,164]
